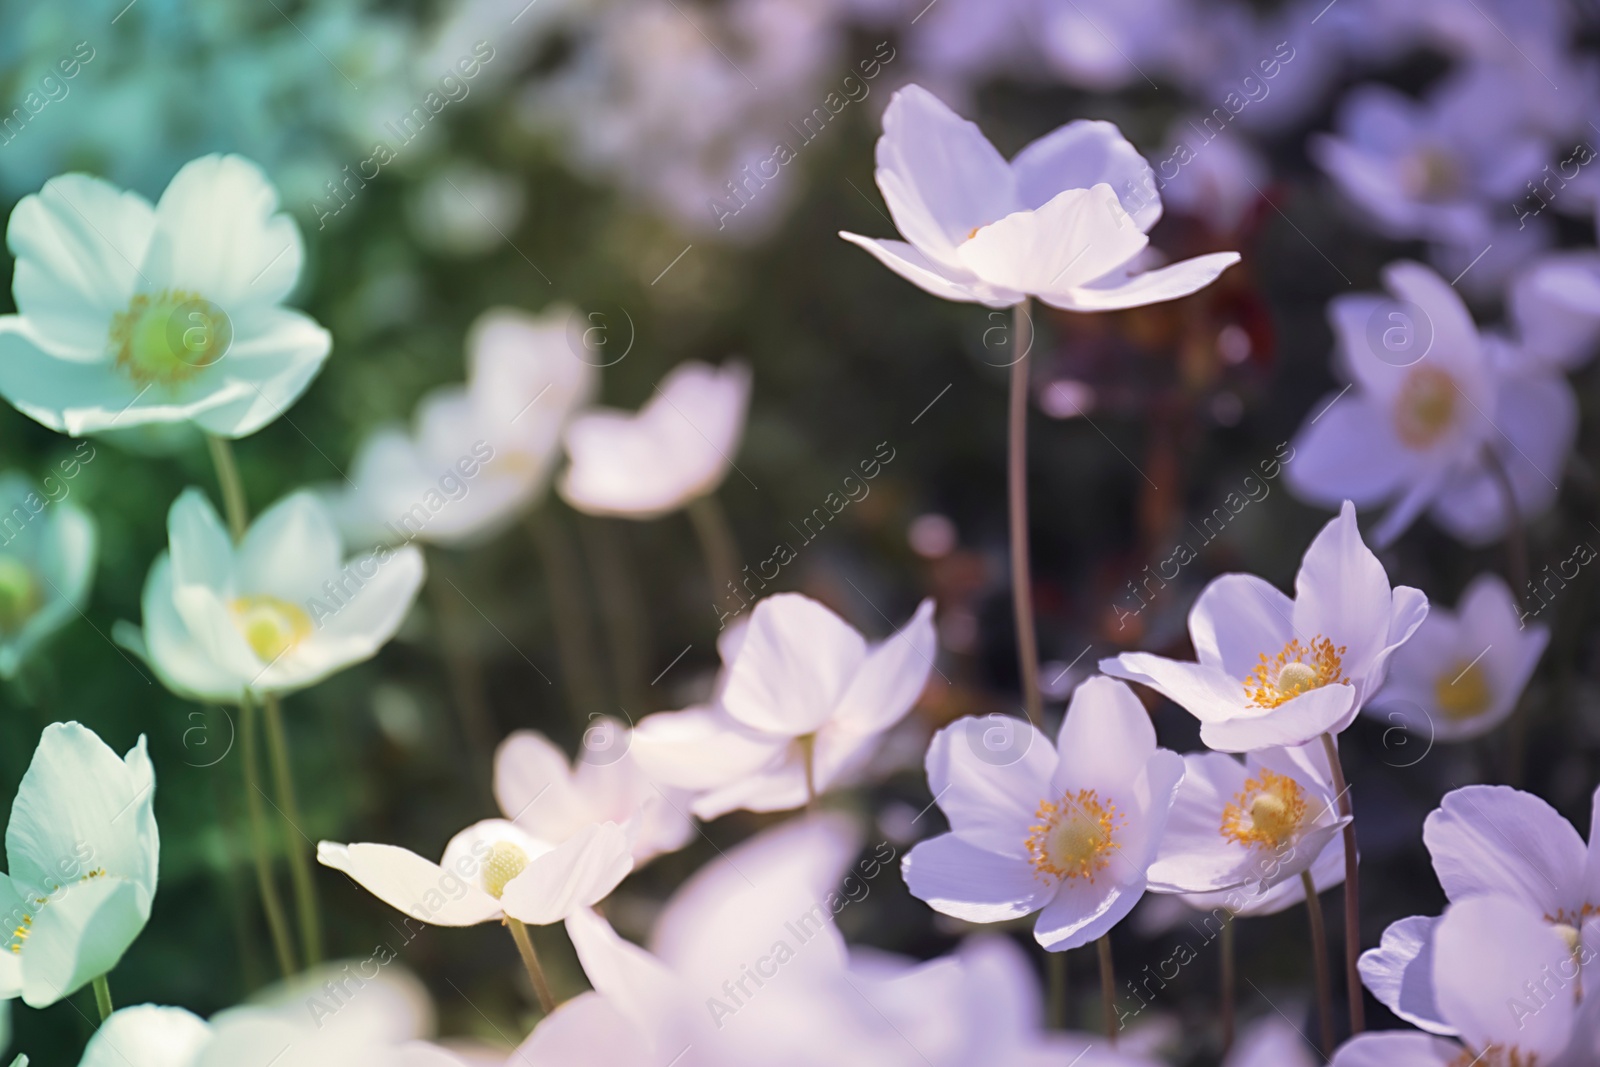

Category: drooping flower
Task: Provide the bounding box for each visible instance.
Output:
[1285,261,1577,546]
[0,723,158,1008]
[0,470,97,680]
[494,725,693,864]
[323,306,596,548]
[902,677,1184,951]
[1101,501,1427,751]
[113,488,424,703]
[559,360,750,519]
[1146,742,1347,895]
[839,84,1239,311]
[630,593,937,818]
[1334,896,1586,1067]
[1367,573,1548,742]
[318,818,632,928]
[0,155,331,439]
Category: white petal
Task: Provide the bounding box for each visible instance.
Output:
[902,834,1054,923]
[1010,119,1161,228]
[837,233,1007,306]
[1097,652,1245,723]
[81,1006,212,1067]
[127,554,242,703]
[1199,684,1357,752]
[1423,784,1585,921]
[188,308,331,439]
[829,598,938,736]
[1285,392,1422,509]
[1359,915,1453,1036]
[721,593,867,736]
[629,706,786,791]
[315,841,502,926]
[500,822,634,925]
[236,491,342,603]
[1043,252,1240,312]
[1032,878,1139,952]
[957,185,1147,297]
[1050,677,1155,801]
[1327,1033,1458,1067]
[1433,895,1574,1057]
[1291,500,1396,688]
[21,876,149,1008]
[925,715,1054,857]
[1187,573,1295,678]
[689,752,809,819]
[494,731,593,841]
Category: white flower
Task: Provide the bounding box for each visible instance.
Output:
[902,678,1184,951]
[114,488,424,703]
[1181,833,1347,919]
[630,593,937,818]
[0,471,97,679]
[1227,1017,1321,1067]
[325,306,595,548]
[1147,742,1347,894]
[1368,574,1548,742]
[494,726,693,864]
[839,84,1239,310]
[0,723,158,1008]
[1102,501,1427,751]
[0,155,330,438]
[1508,251,1600,371]
[1286,261,1577,546]
[318,817,632,928]
[559,360,750,519]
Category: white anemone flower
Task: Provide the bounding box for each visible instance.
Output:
[318,818,632,928]
[0,471,97,679]
[114,488,424,704]
[1181,834,1348,920]
[902,677,1184,951]
[559,360,750,519]
[1367,574,1548,743]
[0,155,331,439]
[0,723,158,1008]
[630,593,937,818]
[326,306,596,548]
[1147,742,1347,895]
[839,84,1239,310]
[1334,896,1587,1067]
[1287,261,1577,547]
[494,726,693,865]
[1101,501,1428,752]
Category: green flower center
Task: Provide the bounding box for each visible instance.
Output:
[0,555,40,633]
[482,841,530,899]
[109,289,232,386]
[228,595,312,663]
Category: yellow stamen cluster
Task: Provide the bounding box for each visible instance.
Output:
[1394,366,1460,449]
[1221,769,1307,849]
[1448,1046,1537,1067]
[1434,661,1493,722]
[1244,637,1348,709]
[8,914,30,954]
[1025,789,1123,883]
[483,841,530,899]
[229,595,313,664]
[109,289,232,386]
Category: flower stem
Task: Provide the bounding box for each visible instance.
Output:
[688,493,741,610]
[92,974,113,1022]
[506,917,556,1014]
[262,693,322,967]
[1482,445,1532,786]
[1220,911,1235,1055]
[240,692,297,978]
[528,510,609,719]
[1047,950,1067,1029]
[1096,934,1117,1042]
[425,556,498,808]
[1319,731,1364,1035]
[1302,870,1334,1058]
[205,434,249,540]
[581,517,650,713]
[1008,299,1043,728]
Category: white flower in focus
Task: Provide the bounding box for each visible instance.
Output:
[840,85,1239,310]
[494,726,693,864]
[318,817,632,928]
[115,489,424,703]
[903,678,1184,952]
[326,306,595,547]
[0,723,158,1008]
[630,593,937,818]
[1286,261,1577,546]
[0,155,331,438]
[1102,501,1427,751]
[0,472,97,679]
[1368,574,1547,743]
[559,360,750,519]
[1181,833,1347,920]
[1147,743,1347,895]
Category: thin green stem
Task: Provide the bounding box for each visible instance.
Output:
[92,974,113,1022]
[1008,300,1043,728]
[1320,732,1364,1035]
[581,518,650,712]
[1096,934,1117,1042]
[1220,911,1236,1055]
[506,917,556,1014]
[688,493,741,610]
[206,434,249,540]
[1047,950,1067,1030]
[240,693,297,978]
[1302,870,1335,1058]
[263,693,322,966]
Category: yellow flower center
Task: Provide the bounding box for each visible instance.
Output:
[10,868,106,953]
[1245,637,1348,709]
[1221,769,1307,849]
[482,841,530,899]
[1449,1046,1538,1067]
[1434,661,1493,722]
[1025,789,1124,883]
[0,555,40,633]
[1404,146,1463,202]
[108,289,232,386]
[1394,366,1460,449]
[228,595,313,663]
